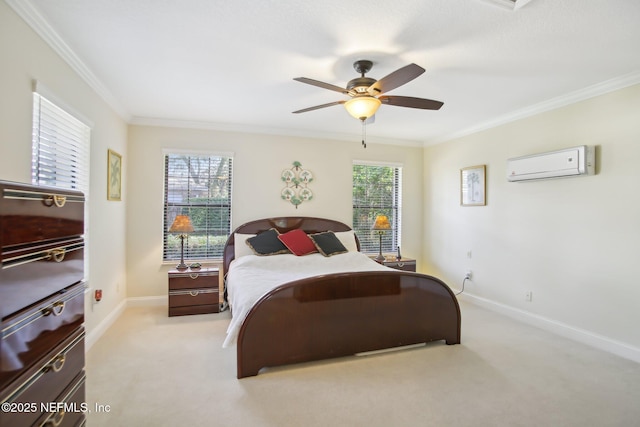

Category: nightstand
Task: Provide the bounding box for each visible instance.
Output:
[377,257,416,272]
[168,267,219,317]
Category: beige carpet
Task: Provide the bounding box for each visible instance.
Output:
[86,301,640,427]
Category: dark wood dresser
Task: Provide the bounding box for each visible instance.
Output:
[0,180,86,427]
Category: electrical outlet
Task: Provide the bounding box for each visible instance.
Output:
[465,270,472,280]
[525,291,533,302]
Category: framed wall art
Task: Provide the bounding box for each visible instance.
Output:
[460,165,486,206]
[107,149,122,201]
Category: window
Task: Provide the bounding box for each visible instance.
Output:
[32,89,91,279]
[163,153,233,262]
[32,93,90,193]
[352,162,402,254]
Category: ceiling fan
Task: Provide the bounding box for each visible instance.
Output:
[292,60,444,122]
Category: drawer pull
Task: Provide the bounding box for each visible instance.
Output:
[48,354,66,373]
[189,273,199,279]
[43,301,66,317]
[398,262,405,267]
[53,194,67,207]
[189,290,200,297]
[43,409,66,427]
[45,248,66,263]
[44,194,68,208]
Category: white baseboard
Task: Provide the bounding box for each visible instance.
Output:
[127,295,166,307]
[85,299,127,352]
[85,296,165,352]
[458,292,640,364]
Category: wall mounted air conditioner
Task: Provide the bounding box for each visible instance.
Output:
[507,145,595,182]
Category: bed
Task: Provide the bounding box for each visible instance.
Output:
[222,216,461,378]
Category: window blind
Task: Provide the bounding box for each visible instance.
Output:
[352,163,402,254]
[163,153,233,261]
[32,93,90,193]
[32,91,91,280]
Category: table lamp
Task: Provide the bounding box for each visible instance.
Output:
[169,214,194,270]
[372,214,391,262]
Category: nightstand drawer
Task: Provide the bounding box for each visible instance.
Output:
[169,288,218,307]
[383,259,416,272]
[168,268,218,291]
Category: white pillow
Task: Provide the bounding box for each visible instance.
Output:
[234,233,256,259]
[334,230,358,252]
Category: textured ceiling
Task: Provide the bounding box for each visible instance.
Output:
[9,0,640,146]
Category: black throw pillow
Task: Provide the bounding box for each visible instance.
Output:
[309,231,348,257]
[245,228,290,255]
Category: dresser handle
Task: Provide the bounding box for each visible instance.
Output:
[42,409,65,427]
[48,354,66,373]
[189,273,199,279]
[44,301,66,317]
[45,248,66,263]
[44,194,67,208]
[398,262,405,267]
[53,195,67,207]
[189,290,200,297]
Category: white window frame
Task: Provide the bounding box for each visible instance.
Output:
[162,150,233,262]
[352,161,402,255]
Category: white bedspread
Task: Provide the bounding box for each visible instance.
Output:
[223,252,392,347]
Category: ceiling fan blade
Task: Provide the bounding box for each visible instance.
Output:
[294,77,349,94]
[292,100,345,114]
[367,63,425,95]
[379,96,443,110]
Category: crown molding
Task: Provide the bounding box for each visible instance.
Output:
[477,0,533,11]
[426,70,640,146]
[129,116,424,148]
[5,0,131,120]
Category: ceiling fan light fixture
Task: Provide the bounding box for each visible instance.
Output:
[344,96,381,120]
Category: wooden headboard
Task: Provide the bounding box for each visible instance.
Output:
[222,216,357,275]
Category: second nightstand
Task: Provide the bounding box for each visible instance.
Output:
[168,267,219,317]
[379,257,416,272]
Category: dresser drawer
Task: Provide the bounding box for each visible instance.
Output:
[0,328,84,427]
[0,237,84,318]
[33,371,86,427]
[168,268,218,290]
[0,181,84,247]
[0,282,84,390]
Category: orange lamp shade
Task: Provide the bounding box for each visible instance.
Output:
[372,215,391,231]
[169,215,194,233]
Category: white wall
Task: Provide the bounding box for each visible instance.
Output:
[0,3,128,336]
[126,125,424,297]
[423,84,640,355]
[6,0,638,362]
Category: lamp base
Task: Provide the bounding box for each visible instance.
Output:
[375,230,385,263]
[176,236,188,270]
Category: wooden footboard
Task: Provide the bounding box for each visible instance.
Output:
[236,270,461,378]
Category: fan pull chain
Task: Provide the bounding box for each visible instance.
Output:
[361,119,367,148]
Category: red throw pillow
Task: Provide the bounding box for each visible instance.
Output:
[277,229,318,256]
